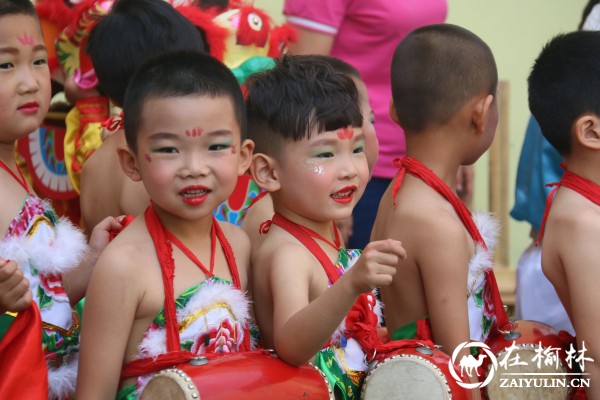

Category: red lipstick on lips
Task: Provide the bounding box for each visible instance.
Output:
[331,185,357,204]
[180,185,210,206]
[18,101,39,114]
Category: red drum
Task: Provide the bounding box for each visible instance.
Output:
[140,352,334,400]
[483,320,574,400]
[361,344,472,400]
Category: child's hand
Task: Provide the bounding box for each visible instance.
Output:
[346,239,406,295]
[88,216,125,254]
[0,258,32,313]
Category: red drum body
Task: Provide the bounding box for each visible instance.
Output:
[361,345,472,400]
[140,352,334,400]
[483,320,573,400]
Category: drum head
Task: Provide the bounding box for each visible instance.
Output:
[141,368,200,400]
[362,354,452,399]
[485,347,570,400]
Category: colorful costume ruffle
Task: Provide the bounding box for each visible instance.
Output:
[0,194,88,399]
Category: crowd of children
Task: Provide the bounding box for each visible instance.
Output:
[1,0,599,399]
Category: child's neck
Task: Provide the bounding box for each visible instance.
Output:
[272,205,333,242]
[152,206,213,240]
[405,147,461,191]
[0,141,16,167]
[563,153,600,187]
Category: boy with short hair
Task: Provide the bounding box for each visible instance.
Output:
[371,24,499,394]
[529,30,600,398]
[76,50,254,399]
[79,0,206,236]
[247,54,405,398]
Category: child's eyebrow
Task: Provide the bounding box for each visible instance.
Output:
[0,44,47,55]
[147,132,179,140]
[205,129,233,138]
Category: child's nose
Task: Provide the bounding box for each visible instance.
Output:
[182,153,209,177]
[18,68,40,94]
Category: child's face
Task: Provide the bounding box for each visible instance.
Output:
[352,77,378,173]
[0,14,51,143]
[275,126,369,222]
[132,94,250,222]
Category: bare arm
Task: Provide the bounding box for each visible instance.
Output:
[63,216,123,305]
[271,239,405,365]
[287,27,334,55]
[562,217,600,398]
[75,247,140,399]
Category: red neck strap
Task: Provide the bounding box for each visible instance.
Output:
[0,159,30,193]
[271,213,341,283]
[392,157,509,329]
[144,205,241,352]
[537,166,600,245]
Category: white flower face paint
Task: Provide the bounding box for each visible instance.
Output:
[303,159,325,176]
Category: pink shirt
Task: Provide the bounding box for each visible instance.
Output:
[284,0,448,179]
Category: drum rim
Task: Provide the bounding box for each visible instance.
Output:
[361,353,452,399]
[306,362,335,400]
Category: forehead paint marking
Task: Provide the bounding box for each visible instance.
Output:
[231,144,237,155]
[17,33,35,46]
[185,127,203,137]
[144,153,152,163]
[337,127,354,140]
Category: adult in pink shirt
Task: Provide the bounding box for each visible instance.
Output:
[284,0,457,249]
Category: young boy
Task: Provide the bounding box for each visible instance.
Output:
[241,54,378,247]
[0,1,120,398]
[75,50,255,399]
[79,0,206,236]
[371,24,498,391]
[529,30,600,398]
[247,54,405,398]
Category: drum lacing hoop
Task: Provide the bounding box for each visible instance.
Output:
[496,322,522,340]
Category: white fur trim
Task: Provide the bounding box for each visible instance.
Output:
[47,355,78,400]
[467,213,501,294]
[0,218,88,276]
[138,282,252,358]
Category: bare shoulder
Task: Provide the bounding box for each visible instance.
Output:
[557,204,600,273]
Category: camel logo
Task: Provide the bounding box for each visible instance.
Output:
[449,341,498,389]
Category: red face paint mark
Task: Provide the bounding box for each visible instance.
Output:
[144,154,152,163]
[185,127,203,137]
[337,127,354,140]
[231,145,237,155]
[17,33,34,46]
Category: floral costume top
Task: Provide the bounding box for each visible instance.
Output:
[117,205,253,400]
[0,194,88,399]
[270,213,381,400]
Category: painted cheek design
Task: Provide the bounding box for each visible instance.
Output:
[17,33,34,46]
[303,160,325,176]
[185,127,203,137]
[337,127,354,140]
[231,145,237,155]
[144,154,152,163]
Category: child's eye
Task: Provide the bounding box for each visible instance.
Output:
[0,62,14,70]
[33,58,47,66]
[153,147,178,154]
[209,143,231,151]
[353,145,365,154]
[316,152,334,159]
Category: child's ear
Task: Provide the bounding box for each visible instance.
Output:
[250,153,281,193]
[237,139,255,175]
[389,99,401,124]
[574,113,600,150]
[118,145,142,182]
[472,94,495,134]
